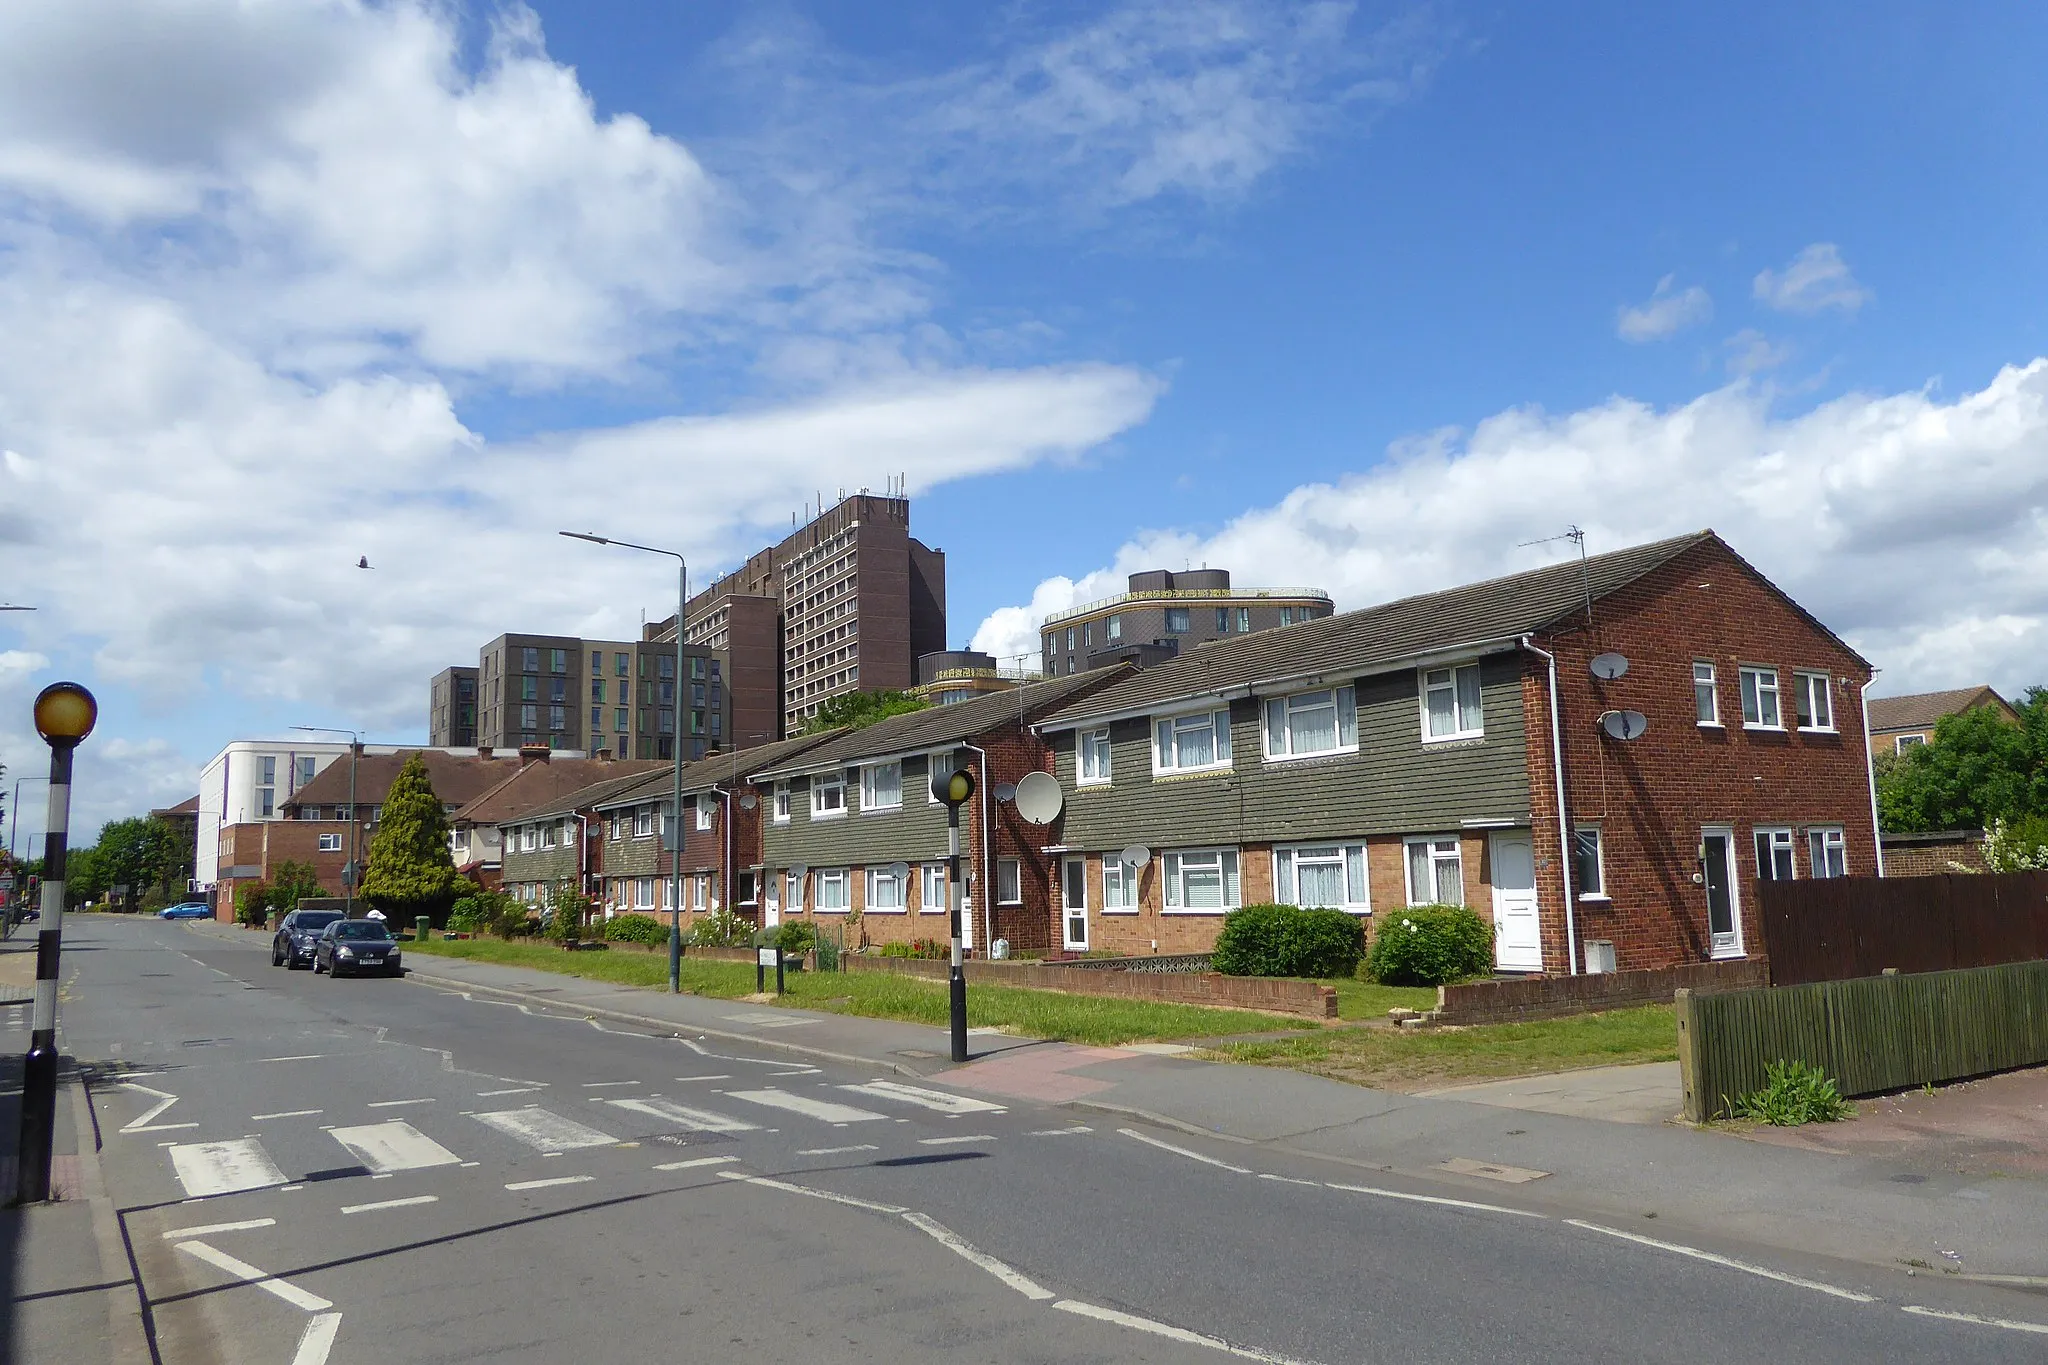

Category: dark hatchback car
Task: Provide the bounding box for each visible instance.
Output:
[272,910,347,969]
[313,919,403,978]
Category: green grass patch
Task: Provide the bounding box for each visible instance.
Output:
[1322,978,1440,1021]
[407,937,1292,1046]
[1214,1004,1678,1091]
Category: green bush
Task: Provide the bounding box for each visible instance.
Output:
[774,920,818,956]
[1732,1060,1854,1126]
[447,895,490,934]
[689,908,752,948]
[1212,904,1365,979]
[233,882,272,926]
[1363,904,1495,986]
[604,913,667,944]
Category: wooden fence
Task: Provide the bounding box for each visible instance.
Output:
[1754,871,2048,986]
[1674,960,2048,1121]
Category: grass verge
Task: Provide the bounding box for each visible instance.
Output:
[1322,978,1440,1021]
[1211,1004,1678,1091]
[406,937,1292,1047]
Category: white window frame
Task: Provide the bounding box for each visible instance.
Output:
[1152,708,1234,775]
[1754,826,1796,881]
[1740,666,1783,730]
[1420,663,1485,742]
[1807,826,1848,879]
[1271,843,1370,913]
[812,773,847,819]
[1061,857,1089,949]
[1572,826,1607,900]
[633,806,654,838]
[1403,836,1465,906]
[1106,614,1122,641]
[996,857,1022,905]
[785,870,804,912]
[633,878,655,910]
[865,866,907,913]
[919,863,947,915]
[860,761,902,812]
[1101,855,1139,913]
[317,833,342,853]
[926,751,956,804]
[1263,686,1358,761]
[1794,672,1835,732]
[1161,847,1241,914]
[1693,661,1721,726]
[696,794,715,830]
[773,782,791,823]
[1078,728,1113,785]
[521,826,538,852]
[1894,734,1926,754]
[815,867,849,912]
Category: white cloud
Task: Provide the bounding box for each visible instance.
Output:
[1753,242,1872,315]
[974,362,2048,697]
[1616,275,1712,342]
[1724,328,1791,376]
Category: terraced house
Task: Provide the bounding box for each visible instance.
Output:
[1032,531,1878,976]
[749,671,1130,955]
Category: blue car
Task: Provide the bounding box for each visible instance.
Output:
[159,901,213,920]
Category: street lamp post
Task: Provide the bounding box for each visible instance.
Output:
[15,681,96,1205]
[561,531,687,992]
[931,759,977,1063]
[294,728,362,917]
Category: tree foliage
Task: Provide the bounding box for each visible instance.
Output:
[359,754,462,919]
[1877,690,2048,832]
[799,689,928,735]
[269,859,327,909]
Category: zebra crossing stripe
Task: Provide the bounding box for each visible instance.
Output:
[839,1081,1006,1115]
[472,1108,617,1152]
[724,1090,885,1125]
[168,1139,289,1199]
[329,1121,462,1173]
[604,1097,760,1134]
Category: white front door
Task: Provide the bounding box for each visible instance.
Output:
[1489,832,1542,971]
[763,874,780,928]
[1061,857,1089,952]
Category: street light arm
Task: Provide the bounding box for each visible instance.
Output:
[558,530,683,563]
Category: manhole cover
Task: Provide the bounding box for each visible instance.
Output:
[1438,1157,1548,1184]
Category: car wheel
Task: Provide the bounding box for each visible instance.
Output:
[272,944,284,967]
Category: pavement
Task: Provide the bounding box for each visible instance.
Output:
[1418,1060,1685,1124]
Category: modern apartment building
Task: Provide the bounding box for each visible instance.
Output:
[429,666,479,747]
[681,492,947,738]
[195,740,350,887]
[467,633,731,763]
[910,650,1026,706]
[1040,569,1333,676]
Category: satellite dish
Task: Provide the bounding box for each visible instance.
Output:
[1120,844,1151,870]
[887,862,910,881]
[1590,652,1630,680]
[787,863,807,879]
[993,782,1018,803]
[1013,771,1064,824]
[1600,710,1648,741]
[738,793,758,811]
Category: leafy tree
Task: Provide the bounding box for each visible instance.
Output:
[799,689,928,735]
[90,816,181,900]
[1877,689,2048,832]
[233,881,273,926]
[269,859,327,910]
[359,754,462,922]
[63,843,108,907]
[545,882,592,943]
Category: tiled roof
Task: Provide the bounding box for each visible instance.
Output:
[283,750,522,810]
[1039,532,1720,727]
[510,732,853,822]
[748,669,1131,779]
[1867,686,2013,733]
[454,758,666,825]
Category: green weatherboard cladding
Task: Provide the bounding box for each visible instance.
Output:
[1051,652,1532,850]
[764,753,954,869]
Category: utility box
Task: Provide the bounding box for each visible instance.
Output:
[1584,940,1617,975]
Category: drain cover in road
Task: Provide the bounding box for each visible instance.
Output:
[1438,1156,1548,1183]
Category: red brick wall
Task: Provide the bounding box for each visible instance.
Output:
[1435,958,1768,1024]
[1531,539,1875,974]
[843,954,1338,1018]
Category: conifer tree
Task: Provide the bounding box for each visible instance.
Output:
[360,753,462,921]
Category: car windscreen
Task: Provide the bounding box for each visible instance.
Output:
[331,921,390,940]
[295,913,345,931]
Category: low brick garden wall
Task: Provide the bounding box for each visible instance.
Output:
[842,955,1337,1019]
[1433,959,1768,1026]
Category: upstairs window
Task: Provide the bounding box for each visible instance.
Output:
[1421,664,1484,741]
[633,807,654,838]
[1693,661,1720,725]
[773,782,791,823]
[318,833,342,853]
[1215,607,1230,632]
[1895,734,1925,754]
[1755,826,1796,880]
[1165,607,1191,633]
[540,823,555,849]
[812,773,847,817]
[1740,667,1782,729]
[1106,614,1122,641]
[1808,826,1847,878]
[1273,844,1368,912]
[550,648,567,674]
[1236,607,1250,633]
[1079,729,1113,784]
[1794,672,1834,731]
[860,761,902,811]
[1264,687,1357,759]
[696,794,715,830]
[1154,709,1233,773]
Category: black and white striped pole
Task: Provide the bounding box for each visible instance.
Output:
[15,682,96,1205]
[931,758,976,1064]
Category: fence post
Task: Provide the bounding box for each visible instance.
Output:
[1674,988,1706,1123]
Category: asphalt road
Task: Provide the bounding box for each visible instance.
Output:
[37,915,2048,1364]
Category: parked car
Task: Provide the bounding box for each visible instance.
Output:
[159,902,213,920]
[312,919,402,978]
[272,909,347,969]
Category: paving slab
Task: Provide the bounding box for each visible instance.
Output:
[1417,1061,1683,1125]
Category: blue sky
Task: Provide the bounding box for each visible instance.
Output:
[1,1,2045,842]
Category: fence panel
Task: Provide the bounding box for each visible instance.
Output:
[1755,871,2048,985]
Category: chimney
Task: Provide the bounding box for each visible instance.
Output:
[518,745,549,766]
[477,746,493,759]
[594,747,612,761]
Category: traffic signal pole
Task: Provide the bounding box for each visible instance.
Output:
[933,759,977,1063]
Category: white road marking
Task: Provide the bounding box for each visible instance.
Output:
[119,1083,183,1133]
[472,1108,617,1152]
[292,1312,343,1365]
[341,1195,439,1215]
[1901,1305,2048,1336]
[1332,1182,1543,1218]
[127,1123,199,1133]
[1053,1300,1323,1364]
[168,1140,289,1199]
[173,1240,332,1311]
[604,1097,760,1134]
[1258,1174,1319,1187]
[365,1098,435,1109]
[901,1212,1054,1300]
[654,1155,740,1171]
[252,1110,323,1121]
[725,1090,883,1125]
[1029,1126,1093,1136]
[918,1134,994,1147]
[328,1121,462,1174]
[260,1055,326,1063]
[1118,1128,1252,1174]
[161,1218,276,1240]
[476,1087,541,1097]
[717,1170,907,1213]
[840,1080,1006,1115]
[506,1175,595,1191]
[581,1080,640,1088]
[673,1075,731,1082]
[1564,1220,1873,1301]
[798,1144,879,1156]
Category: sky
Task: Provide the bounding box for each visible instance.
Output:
[2,0,2045,847]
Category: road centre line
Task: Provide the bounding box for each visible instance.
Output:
[654,1156,740,1171]
[1118,1128,1252,1174]
[162,1218,276,1240]
[505,1176,594,1191]
[582,1080,640,1088]
[1563,1220,1873,1302]
[366,1098,435,1109]
[901,1211,1054,1301]
[1052,1300,1324,1365]
[1258,1174,1319,1187]
[174,1240,333,1311]
[1029,1126,1093,1136]
[293,1313,343,1365]
[261,1055,326,1063]
[1329,1182,1543,1218]
[798,1144,879,1156]
[1901,1305,2048,1336]
[673,1075,731,1082]
[252,1110,323,1120]
[716,1171,907,1213]
[341,1195,439,1214]
[476,1088,541,1097]
[917,1134,995,1147]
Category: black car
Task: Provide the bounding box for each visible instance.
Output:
[272,910,347,969]
[313,919,403,978]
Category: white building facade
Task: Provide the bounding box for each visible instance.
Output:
[195,741,351,887]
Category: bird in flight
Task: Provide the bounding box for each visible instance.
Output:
[357,556,372,570]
